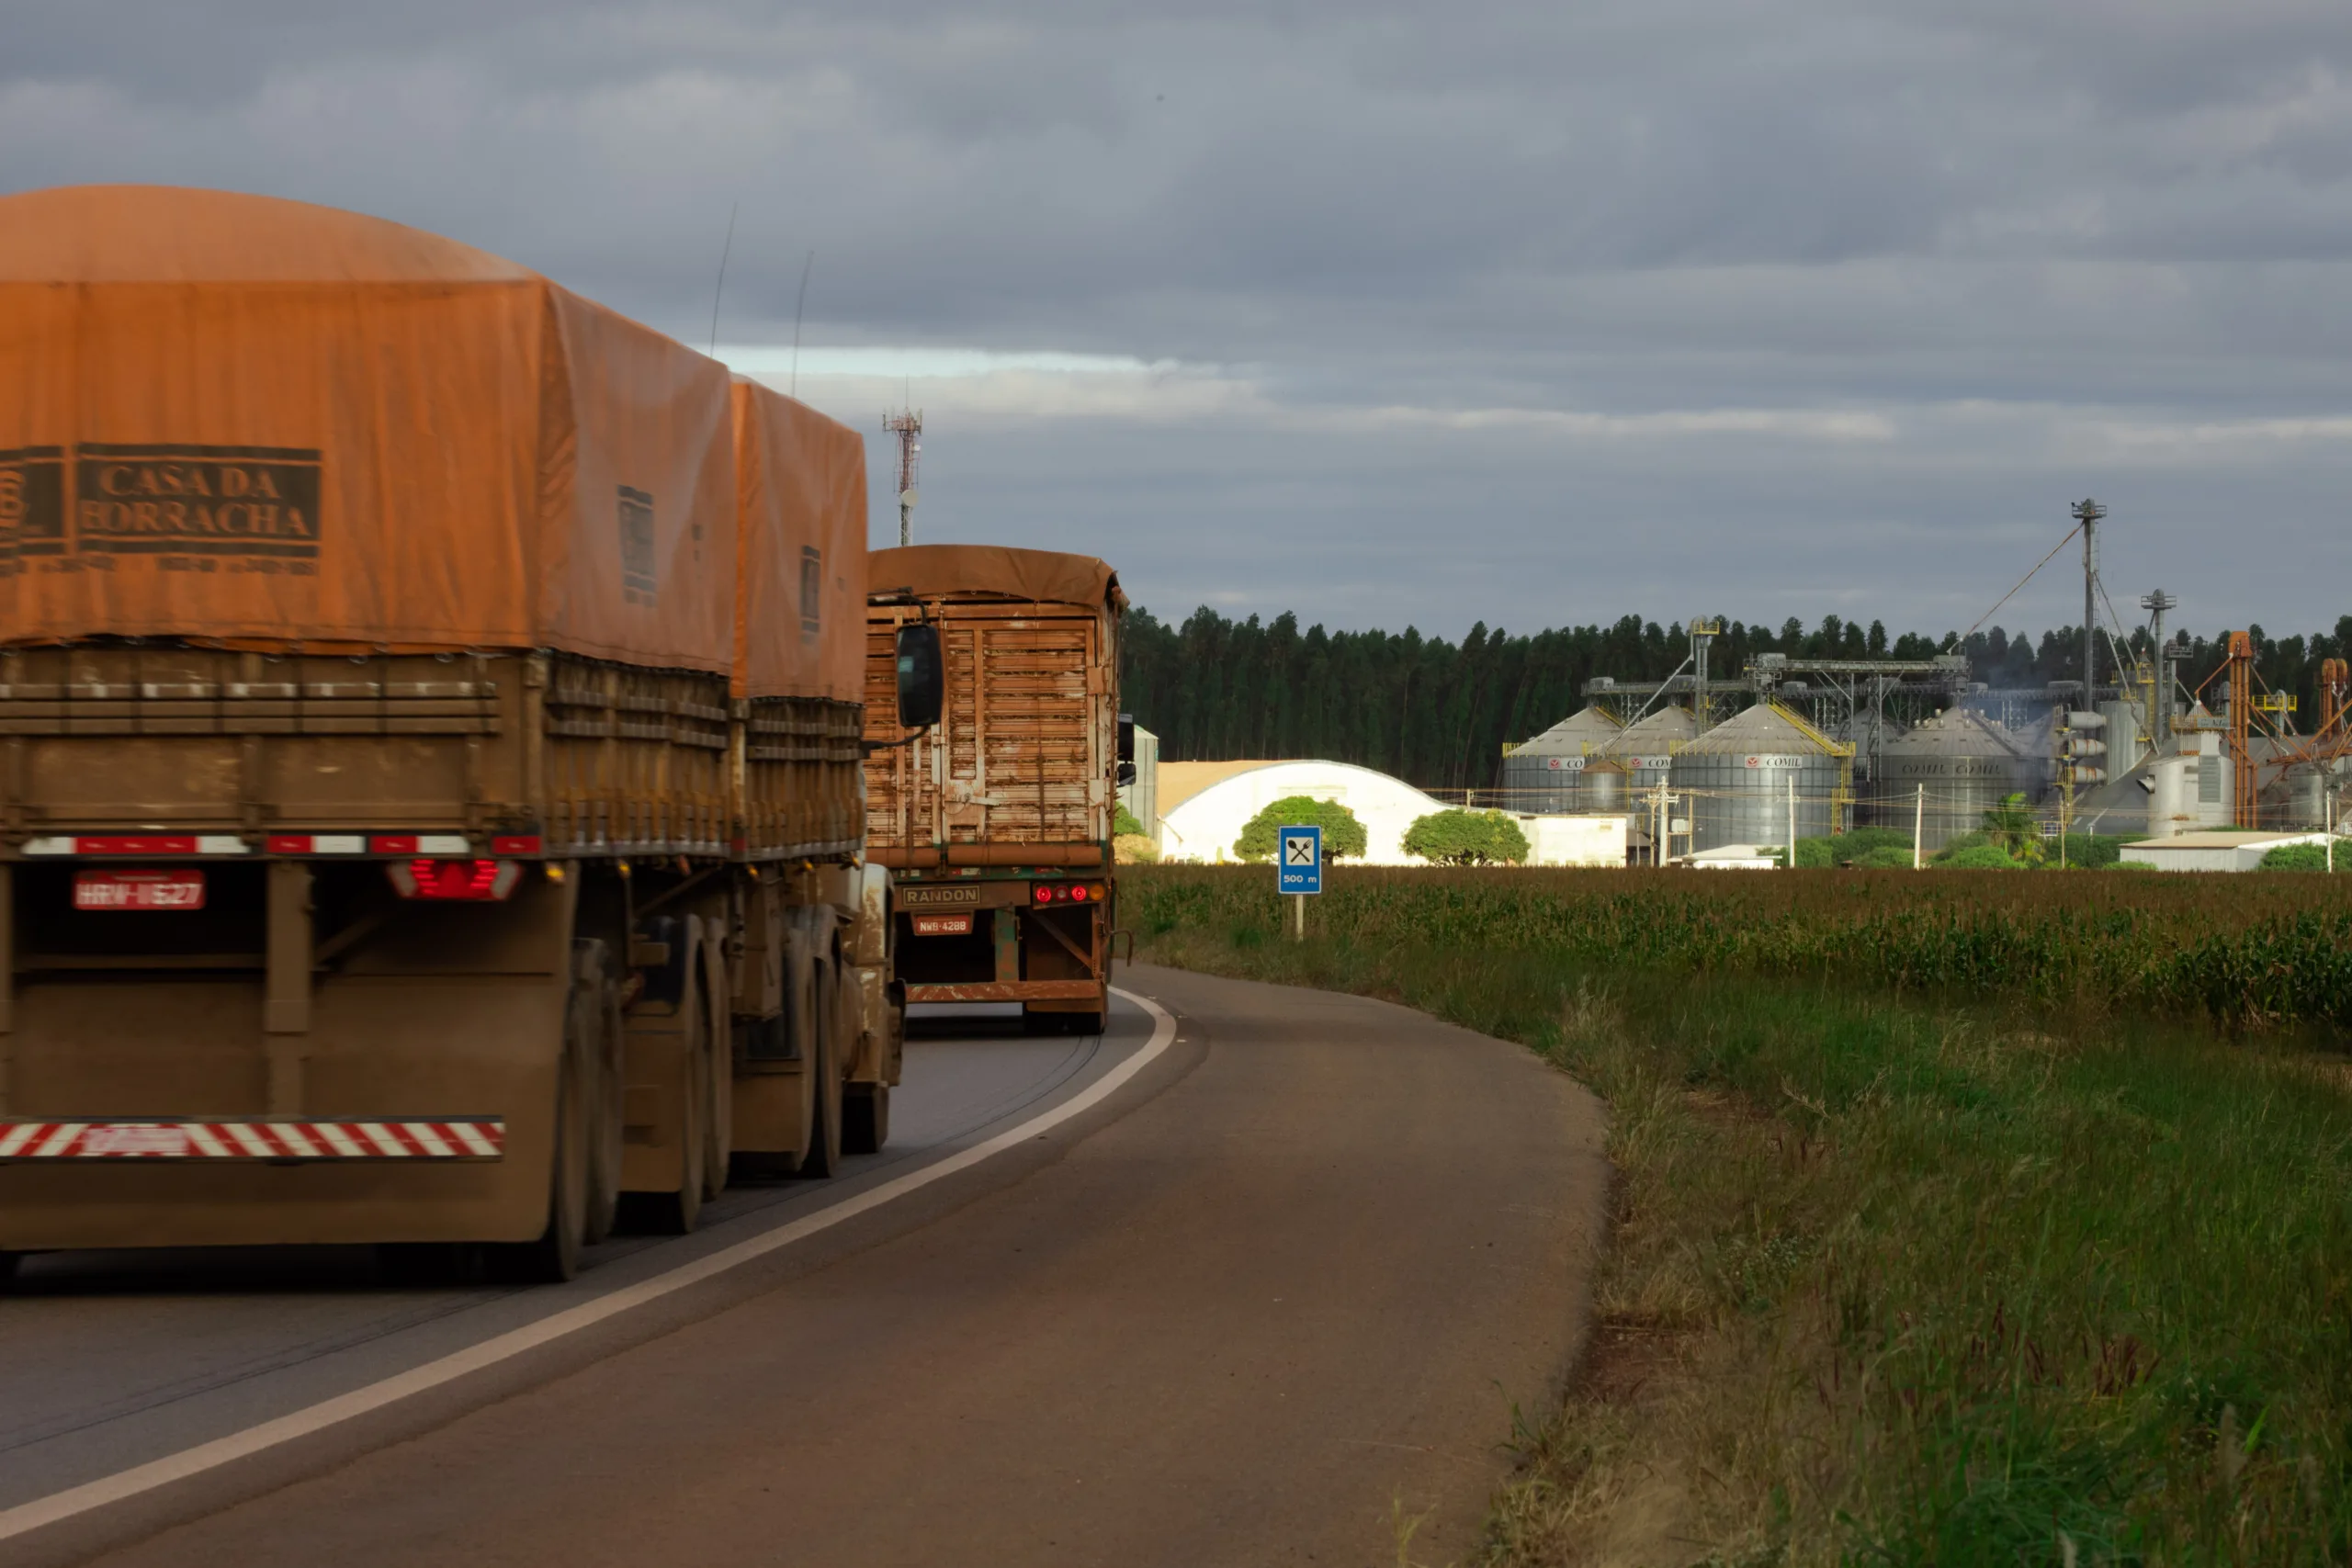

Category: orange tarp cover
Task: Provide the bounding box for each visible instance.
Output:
[0,186,735,673]
[730,380,868,702]
[867,546,1124,613]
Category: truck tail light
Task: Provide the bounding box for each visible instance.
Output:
[388,859,522,902]
[1032,881,1111,905]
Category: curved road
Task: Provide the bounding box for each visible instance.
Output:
[4,965,1610,1567]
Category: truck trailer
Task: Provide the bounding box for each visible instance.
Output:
[0,186,910,1284]
[863,547,1128,1032]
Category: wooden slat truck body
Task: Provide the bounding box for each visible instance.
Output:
[0,186,901,1284]
[863,547,1125,1031]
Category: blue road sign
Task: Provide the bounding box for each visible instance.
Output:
[1277,825,1323,895]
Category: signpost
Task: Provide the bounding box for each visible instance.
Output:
[1277,824,1321,941]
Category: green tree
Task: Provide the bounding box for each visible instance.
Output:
[1114,803,1148,838]
[1233,795,1369,863]
[1402,808,1531,865]
[1979,793,2046,865]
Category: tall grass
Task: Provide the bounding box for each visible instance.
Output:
[1124,866,2352,1564]
[1129,865,2352,1031]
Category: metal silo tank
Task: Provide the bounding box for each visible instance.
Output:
[1872,710,2035,852]
[1500,704,1623,813]
[1580,759,1628,814]
[1589,705,1695,811]
[1668,704,1849,855]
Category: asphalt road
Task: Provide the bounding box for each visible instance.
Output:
[5,966,1610,1567]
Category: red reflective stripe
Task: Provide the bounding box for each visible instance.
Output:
[491,835,543,855]
[0,1120,504,1158]
[266,834,311,855]
[369,835,419,855]
[75,836,198,855]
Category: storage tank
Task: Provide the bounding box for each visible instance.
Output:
[1871,711,2038,852]
[1589,705,1695,810]
[2269,756,2350,830]
[1668,704,1850,855]
[1498,704,1623,812]
[2097,700,2144,773]
[1581,758,1629,814]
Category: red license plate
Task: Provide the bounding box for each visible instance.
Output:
[74,869,208,911]
[910,912,975,937]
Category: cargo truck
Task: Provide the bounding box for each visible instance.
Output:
[863,547,1129,1032]
[0,186,915,1284]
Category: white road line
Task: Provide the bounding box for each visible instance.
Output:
[0,987,1178,1544]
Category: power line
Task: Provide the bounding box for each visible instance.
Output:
[1950,523,2083,650]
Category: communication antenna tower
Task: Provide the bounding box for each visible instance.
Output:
[884,402,922,547]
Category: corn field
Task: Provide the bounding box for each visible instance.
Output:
[1122,866,2352,1032]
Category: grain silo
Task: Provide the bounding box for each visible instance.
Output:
[1498,705,1623,812]
[1870,710,2038,852]
[1668,703,1851,854]
[1580,758,1630,814]
[1588,705,1696,810]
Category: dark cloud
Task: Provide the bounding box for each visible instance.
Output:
[7,1,2352,643]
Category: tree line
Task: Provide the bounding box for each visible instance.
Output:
[1119,606,2352,792]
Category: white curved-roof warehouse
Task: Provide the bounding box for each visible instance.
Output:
[1155,760,1450,865]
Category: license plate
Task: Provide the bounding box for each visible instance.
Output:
[74,869,207,911]
[910,912,975,937]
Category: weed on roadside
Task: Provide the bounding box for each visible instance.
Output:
[1125,866,2352,1565]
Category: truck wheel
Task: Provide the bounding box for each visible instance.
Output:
[650,996,710,1234]
[798,973,844,1179]
[0,1252,19,1292]
[842,1084,890,1155]
[1063,1011,1106,1036]
[493,1047,589,1283]
[576,940,625,1246]
[700,936,732,1201]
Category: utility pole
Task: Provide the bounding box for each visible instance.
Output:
[2074,499,2106,709]
[2141,588,2177,747]
[1913,783,1924,870]
[885,406,923,547]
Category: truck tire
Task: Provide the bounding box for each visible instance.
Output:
[842,1084,890,1155]
[1063,1010,1106,1036]
[492,1044,590,1283]
[797,966,844,1179]
[637,968,709,1235]
[700,933,732,1201]
[577,939,625,1247]
[0,1252,19,1292]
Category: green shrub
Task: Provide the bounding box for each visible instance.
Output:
[1931,829,1992,863]
[1402,808,1530,865]
[1232,795,1369,863]
[2057,833,2138,870]
[1939,842,2026,870]
[2259,841,2347,872]
[1794,828,1915,869]
[1114,803,1148,839]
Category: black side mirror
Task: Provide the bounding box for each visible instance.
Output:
[1117,761,1137,786]
[895,623,943,730]
[1117,713,1136,763]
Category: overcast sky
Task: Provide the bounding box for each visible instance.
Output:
[11,1,2352,646]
